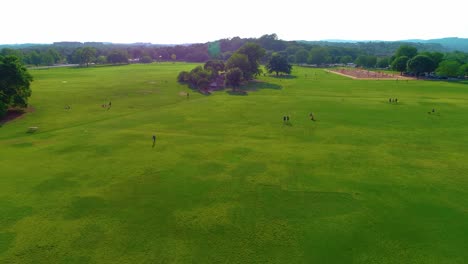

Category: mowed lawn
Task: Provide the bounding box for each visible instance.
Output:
[1,63,468,263]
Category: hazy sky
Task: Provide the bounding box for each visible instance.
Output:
[2,0,467,44]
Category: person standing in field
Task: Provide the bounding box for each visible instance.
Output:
[152,134,156,148]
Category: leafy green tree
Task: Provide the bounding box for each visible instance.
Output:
[407,55,434,77]
[459,64,468,77]
[204,60,225,77]
[339,55,353,64]
[421,51,444,69]
[237,42,266,79]
[188,66,212,88]
[355,55,377,68]
[395,45,418,59]
[41,53,54,66]
[29,51,41,66]
[225,67,243,89]
[107,50,129,64]
[376,57,390,68]
[177,71,190,83]
[308,47,330,65]
[0,55,33,117]
[71,48,94,66]
[96,55,107,64]
[295,49,309,64]
[436,60,461,78]
[226,53,250,78]
[391,56,409,74]
[140,56,152,63]
[266,53,292,76]
[81,47,96,67]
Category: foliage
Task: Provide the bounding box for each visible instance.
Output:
[107,50,129,64]
[376,57,390,68]
[266,53,292,76]
[225,67,243,88]
[295,49,309,64]
[140,56,153,64]
[459,64,468,77]
[391,56,409,73]
[308,47,330,65]
[435,60,462,77]
[407,55,435,76]
[226,53,250,77]
[71,47,96,67]
[236,42,266,79]
[395,45,418,59]
[204,60,225,77]
[0,55,33,113]
[355,55,377,68]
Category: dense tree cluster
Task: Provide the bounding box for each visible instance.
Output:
[390,45,468,78]
[178,43,266,91]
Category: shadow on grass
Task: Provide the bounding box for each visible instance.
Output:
[267,74,297,79]
[226,81,282,96]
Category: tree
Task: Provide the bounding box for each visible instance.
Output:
[29,51,41,66]
[81,47,96,67]
[226,53,249,78]
[436,60,462,78]
[355,55,377,68]
[308,47,330,65]
[107,50,129,64]
[96,55,107,64]
[295,49,309,64]
[407,55,434,77]
[395,45,418,59]
[225,67,243,89]
[72,47,96,67]
[266,53,292,76]
[41,52,54,66]
[140,56,152,63]
[376,57,390,68]
[340,55,353,64]
[237,42,266,79]
[0,55,33,117]
[391,56,409,74]
[459,64,468,77]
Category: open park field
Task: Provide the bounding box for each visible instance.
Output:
[1,63,468,263]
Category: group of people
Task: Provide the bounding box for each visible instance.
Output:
[283,112,316,123]
[389,98,398,103]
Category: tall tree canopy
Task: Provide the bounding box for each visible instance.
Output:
[0,55,33,117]
[236,42,266,79]
[407,55,435,77]
[391,56,409,74]
[266,53,292,76]
[395,45,418,59]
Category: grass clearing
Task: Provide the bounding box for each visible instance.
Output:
[1,63,468,263]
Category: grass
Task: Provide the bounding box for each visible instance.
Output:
[1,63,468,263]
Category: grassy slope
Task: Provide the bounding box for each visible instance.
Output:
[1,64,468,263]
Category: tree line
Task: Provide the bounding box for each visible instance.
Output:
[2,34,466,72]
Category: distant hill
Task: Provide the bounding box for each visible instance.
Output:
[399,37,468,52]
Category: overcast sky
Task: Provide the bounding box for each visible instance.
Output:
[2,0,467,44]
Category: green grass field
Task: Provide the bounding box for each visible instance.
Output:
[1,63,468,263]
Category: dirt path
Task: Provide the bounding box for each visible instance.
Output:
[326,69,414,80]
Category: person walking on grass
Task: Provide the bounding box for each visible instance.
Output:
[152,134,156,148]
[309,112,315,121]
